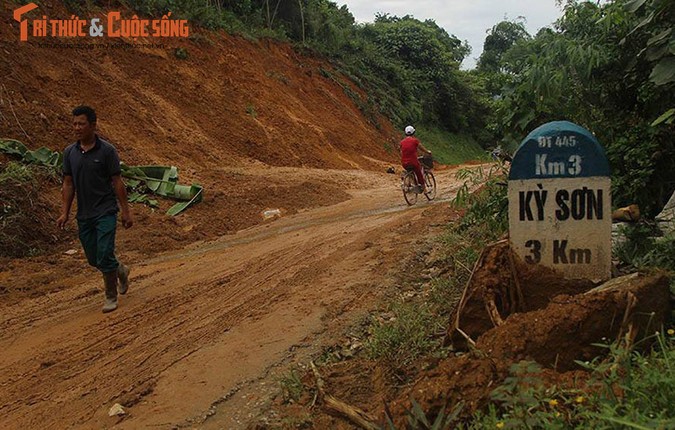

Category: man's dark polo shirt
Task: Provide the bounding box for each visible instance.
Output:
[63,136,121,221]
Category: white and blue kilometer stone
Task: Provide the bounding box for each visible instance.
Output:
[508,121,612,282]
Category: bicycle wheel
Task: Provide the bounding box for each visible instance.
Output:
[402,171,418,205]
[423,171,436,201]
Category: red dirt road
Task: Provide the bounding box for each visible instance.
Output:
[0,167,471,429]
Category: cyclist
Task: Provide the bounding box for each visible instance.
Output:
[399,125,432,192]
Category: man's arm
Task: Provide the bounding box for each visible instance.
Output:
[56,175,75,229]
[418,142,432,154]
[112,175,133,229]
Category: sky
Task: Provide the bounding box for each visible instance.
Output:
[335,0,564,69]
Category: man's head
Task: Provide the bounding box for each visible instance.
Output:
[404,125,415,136]
[72,105,97,142]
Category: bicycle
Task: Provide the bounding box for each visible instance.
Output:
[401,155,436,205]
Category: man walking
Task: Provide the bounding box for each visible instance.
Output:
[57,106,132,313]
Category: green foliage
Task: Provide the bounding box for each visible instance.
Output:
[0,161,37,184]
[469,361,571,429]
[427,276,465,317]
[573,333,675,429]
[464,332,675,429]
[365,302,442,367]
[451,165,509,237]
[335,15,484,138]
[477,19,531,74]
[385,398,464,430]
[615,223,675,271]
[482,0,675,217]
[415,127,487,165]
[431,166,509,302]
[277,367,304,403]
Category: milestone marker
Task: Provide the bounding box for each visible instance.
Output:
[508,121,612,281]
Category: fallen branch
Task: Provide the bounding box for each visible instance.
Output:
[455,327,476,348]
[310,361,379,430]
[485,295,505,327]
[507,246,526,312]
[454,239,508,329]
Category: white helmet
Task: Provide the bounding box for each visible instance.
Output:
[404,125,415,136]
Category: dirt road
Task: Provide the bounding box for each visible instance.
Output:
[0,166,472,429]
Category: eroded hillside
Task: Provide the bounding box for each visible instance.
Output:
[1,2,396,169]
[0,1,400,263]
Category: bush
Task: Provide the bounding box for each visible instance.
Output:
[451,165,509,237]
[615,223,675,273]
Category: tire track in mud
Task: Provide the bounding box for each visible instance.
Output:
[0,168,471,429]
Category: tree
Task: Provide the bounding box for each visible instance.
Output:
[477,19,531,74]
[493,0,674,215]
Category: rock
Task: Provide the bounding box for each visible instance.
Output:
[611,223,629,248]
[108,403,125,417]
[64,249,78,255]
[656,191,675,235]
[262,209,281,220]
[612,204,640,222]
[386,166,396,174]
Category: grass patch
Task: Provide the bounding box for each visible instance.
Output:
[0,161,37,184]
[614,224,675,273]
[415,126,489,165]
[450,164,509,239]
[365,302,443,367]
[277,367,304,404]
[427,276,465,317]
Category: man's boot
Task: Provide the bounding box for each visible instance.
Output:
[117,263,130,295]
[102,271,118,313]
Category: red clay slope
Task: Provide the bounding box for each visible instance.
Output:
[1,2,397,170]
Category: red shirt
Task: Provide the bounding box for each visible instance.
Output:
[400,136,420,164]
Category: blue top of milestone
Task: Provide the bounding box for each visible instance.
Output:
[509,121,610,180]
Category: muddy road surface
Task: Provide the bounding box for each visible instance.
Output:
[0,166,475,429]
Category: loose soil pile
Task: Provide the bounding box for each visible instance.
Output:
[451,241,595,347]
[265,243,671,429]
[386,269,670,426]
